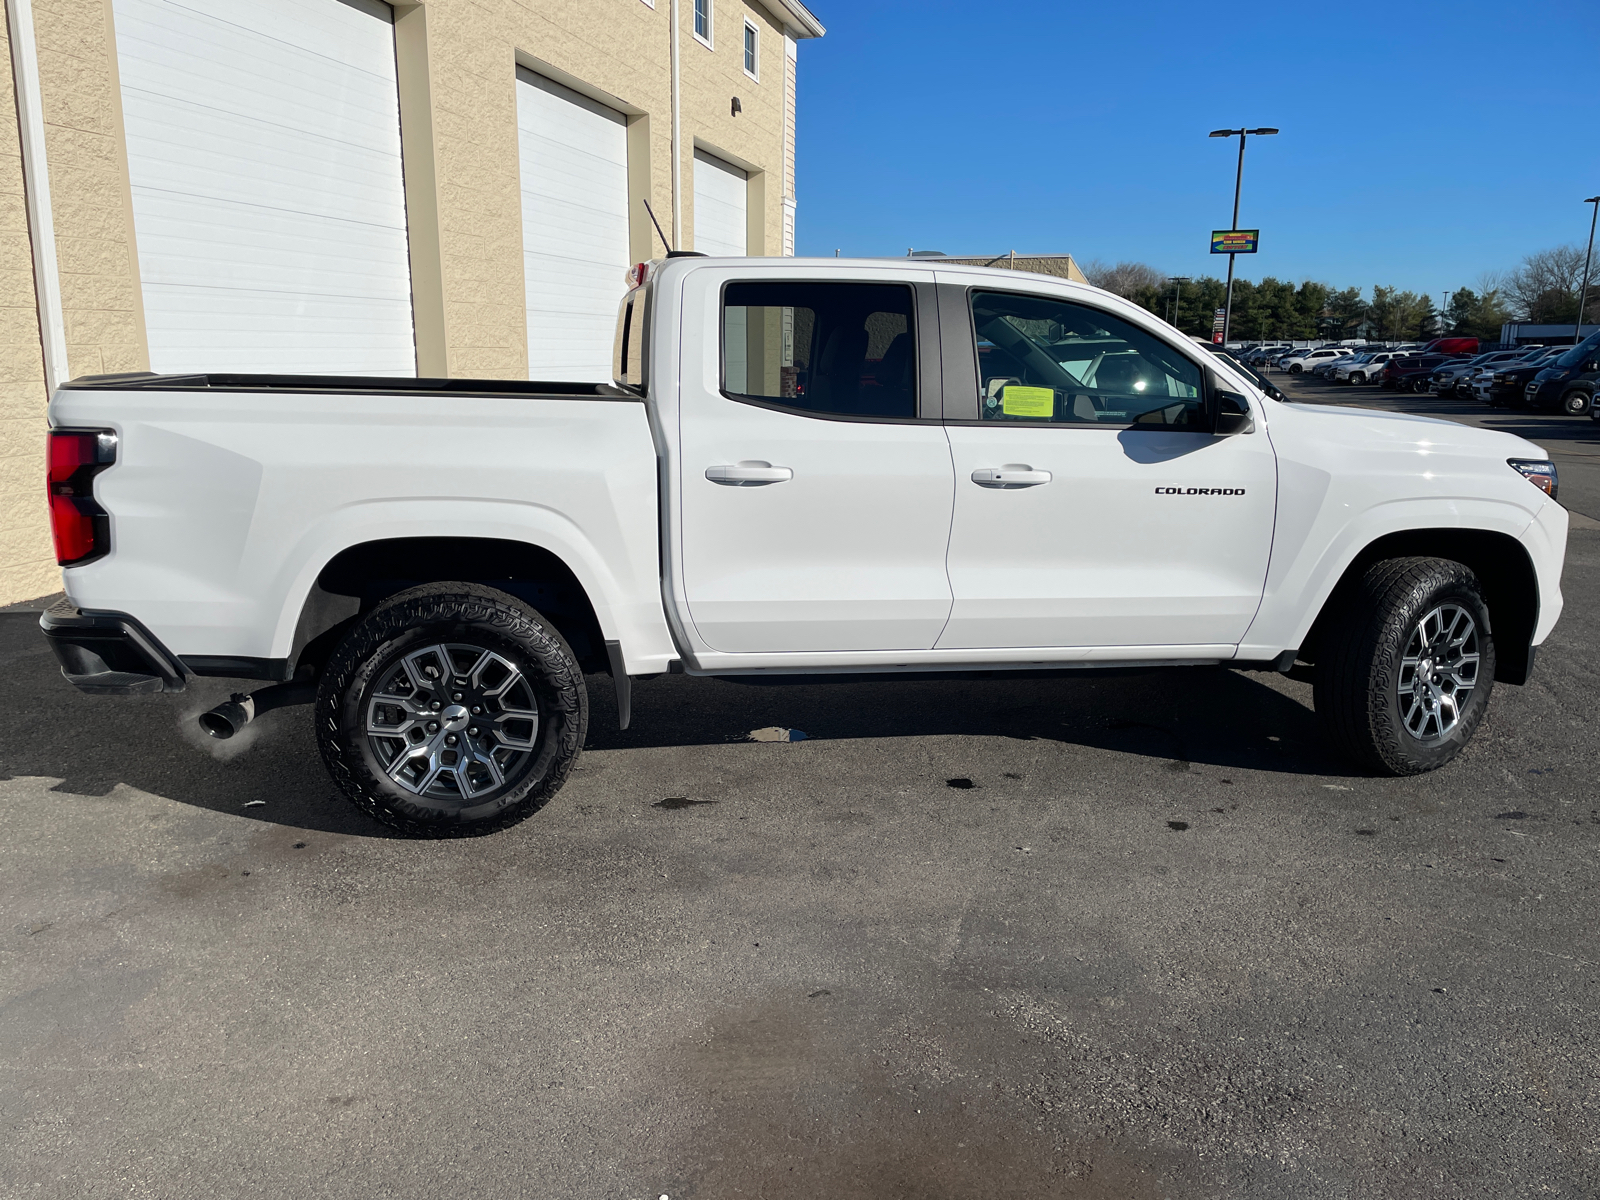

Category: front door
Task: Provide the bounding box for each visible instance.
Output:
[678,276,955,654]
[938,285,1277,650]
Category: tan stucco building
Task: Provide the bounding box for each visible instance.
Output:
[1,0,822,605]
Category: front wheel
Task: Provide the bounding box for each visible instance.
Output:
[1351,373,1366,385]
[316,583,588,836]
[1562,389,1590,416]
[1313,557,1495,775]
[1289,363,1302,374]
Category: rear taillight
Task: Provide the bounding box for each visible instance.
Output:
[47,429,116,565]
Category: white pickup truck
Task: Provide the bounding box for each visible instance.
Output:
[42,256,1569,835]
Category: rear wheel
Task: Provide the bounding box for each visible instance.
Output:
[1314,557,1495,775]
[316,583,588,836]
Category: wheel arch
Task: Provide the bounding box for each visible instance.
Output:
[289,537,609,680]
[1298,528,1539,684]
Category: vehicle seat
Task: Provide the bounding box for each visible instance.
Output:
[868,332,914,415]
[810,324,869,414]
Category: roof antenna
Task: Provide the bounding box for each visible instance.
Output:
[643,199,672,253]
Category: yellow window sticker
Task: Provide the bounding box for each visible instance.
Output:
[1001,386,1054,418]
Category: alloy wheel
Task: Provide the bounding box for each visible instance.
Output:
[1396,604,1480,744]
[363,642,539,800]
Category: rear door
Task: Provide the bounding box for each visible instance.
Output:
[676,271,954,654]
[936,281,1277,650]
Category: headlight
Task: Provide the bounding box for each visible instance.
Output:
[1508,458,1558,500]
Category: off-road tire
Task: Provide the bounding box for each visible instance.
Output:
[1313,557,1495,775]
[316,583,588,836]
[1561,389,1589,416]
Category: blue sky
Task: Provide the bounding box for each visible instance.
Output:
[793,0,1600,299]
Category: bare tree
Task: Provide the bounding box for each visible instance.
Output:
[1505,246,1587,321]
[1081,259,1168,298]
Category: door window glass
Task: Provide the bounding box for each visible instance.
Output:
[723,282,916,419]
[970,291,1205,428]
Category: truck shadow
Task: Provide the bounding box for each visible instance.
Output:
[0,614,1363,837]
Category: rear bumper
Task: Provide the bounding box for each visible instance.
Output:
[39,599,187,695]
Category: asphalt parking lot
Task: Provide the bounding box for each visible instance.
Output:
[3,381,1597,1199]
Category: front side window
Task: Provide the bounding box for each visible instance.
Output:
[969,291,1205,428]
[743,22,758,75]
[694,0,709,40]
[723,282,916,420]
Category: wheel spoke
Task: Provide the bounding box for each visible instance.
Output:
[455,647,490,687]
[387,743,428,783]
[366,711,415,736]
[459,744,505,796]
[485,666,524,701]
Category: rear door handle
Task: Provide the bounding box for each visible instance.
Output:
[971,465,1052,489]
[706,461,794,486]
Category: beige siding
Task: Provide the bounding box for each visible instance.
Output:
[0,2,59,604]
[32,0,146,381]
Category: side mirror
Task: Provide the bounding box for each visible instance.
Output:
[1214,389,1254,435]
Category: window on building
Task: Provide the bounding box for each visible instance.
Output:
[969,291,1205,428]
[743,21,758,76]
[694,0,710,42]
[723,282,917,420]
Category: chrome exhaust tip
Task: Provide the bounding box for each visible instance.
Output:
[199,694,255,740]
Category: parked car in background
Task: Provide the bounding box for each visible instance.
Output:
[1523,330,1600,414]
[1484,347,1567,407]
[1419,336,1480,356]
[1432,354,1497,395]
[1334,351,1403,384]
[1246,344,1295,366]
[1280,347,1352,374]
[1449,350,1538,396]
[1383,354,1454,392]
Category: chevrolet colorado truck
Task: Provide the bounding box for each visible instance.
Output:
[42,256,1569,834]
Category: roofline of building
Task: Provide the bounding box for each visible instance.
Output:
[757,0,826,39]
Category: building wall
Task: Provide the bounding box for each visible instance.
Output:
[1,0,817,601]
[1,1,57,604]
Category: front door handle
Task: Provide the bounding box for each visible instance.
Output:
[706,460,794,486]
[971,465,1052,489]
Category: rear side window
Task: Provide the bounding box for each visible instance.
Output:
[969,290,1205,428]
[722,282,916,419]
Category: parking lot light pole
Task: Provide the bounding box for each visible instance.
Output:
[1208,127,1277,345]
[1170,276,1190,329]
[1577,196,1600,344]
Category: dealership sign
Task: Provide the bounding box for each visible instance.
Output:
[1211,229,1260,254]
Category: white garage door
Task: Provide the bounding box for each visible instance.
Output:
[693,149,748,256]
[516,69,631,383]
[113,0,416,376]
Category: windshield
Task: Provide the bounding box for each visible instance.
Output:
[1554,330,1600,368]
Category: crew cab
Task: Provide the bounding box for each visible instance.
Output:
[42,257,1569,834]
